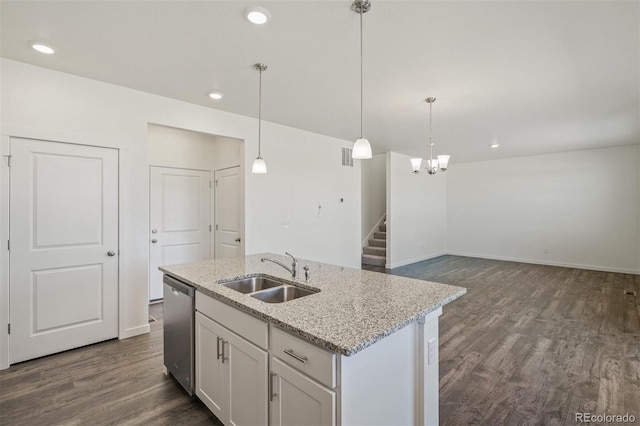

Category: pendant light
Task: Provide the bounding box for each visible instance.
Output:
[252,63,268,174]
[410,97,451,175]
[351,0,372,159]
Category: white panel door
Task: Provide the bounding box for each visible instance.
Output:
[214,166,243,259]
[9,138,119,364]
[149,167,210,301]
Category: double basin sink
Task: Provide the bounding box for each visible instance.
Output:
[219,276,317,303]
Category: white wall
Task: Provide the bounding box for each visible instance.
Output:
[446,145,640,274]
[361,153,386,245]
[0,58,361,369]
[387,152,447,268]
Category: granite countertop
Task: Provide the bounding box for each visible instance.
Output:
[160,253,466,356]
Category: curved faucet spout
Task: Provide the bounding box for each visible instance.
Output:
[261,254,299,279]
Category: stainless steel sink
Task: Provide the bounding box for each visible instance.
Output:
[250,285,317,303]
[220,276,284,294]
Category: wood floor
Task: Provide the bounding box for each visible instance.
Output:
[1,255,638,425]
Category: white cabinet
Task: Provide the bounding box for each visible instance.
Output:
[270,357,336,426]
[195,311,268,425]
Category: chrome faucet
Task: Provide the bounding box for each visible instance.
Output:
[261,252,299,279]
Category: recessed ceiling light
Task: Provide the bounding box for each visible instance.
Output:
[30,41,55,54]
[490,143,500,148]
[244,6,271,25]
[208,91,224,100]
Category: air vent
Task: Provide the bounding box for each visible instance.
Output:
[342,147,354,167]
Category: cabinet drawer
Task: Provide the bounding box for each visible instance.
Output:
[196,291,268,349]
[271,326,336,388]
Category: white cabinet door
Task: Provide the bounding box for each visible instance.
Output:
[149,166,210,301]
[226,329,268,426]
[9,138,118,364]
[195,312,227,422]
[270,357,336,426]
[196,311,268,426]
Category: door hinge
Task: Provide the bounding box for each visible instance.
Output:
[209,225,212,232]
[4,155,11,167]
[7,240,9,250]
[215,224,219,231]
[7,324,10,335]
[209,181,212,189]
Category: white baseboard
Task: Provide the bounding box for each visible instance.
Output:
[445,251,640,275]
[120,323,150,339]
[386,252,446,269]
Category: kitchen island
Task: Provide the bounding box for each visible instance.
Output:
[160,253,466,426]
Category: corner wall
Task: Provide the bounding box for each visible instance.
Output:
[446,145,640,274]
[387,152,447,268]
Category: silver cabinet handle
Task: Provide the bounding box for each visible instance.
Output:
[284,349,308,364]
[269,372,278,401]
[221,340,228,363]
[216,337,222,360]
[107,250,116,257]
[151,239,158,244]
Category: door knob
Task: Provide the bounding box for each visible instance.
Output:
[107,251,116,257]
[235,238,241,243]
[151,229,157,234]
[151,239,158,244]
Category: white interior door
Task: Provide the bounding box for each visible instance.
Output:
[9,138,119,364]
[214,166,243,259]
[149,166,210,301]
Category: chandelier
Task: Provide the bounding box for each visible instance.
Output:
[410,97,450,174]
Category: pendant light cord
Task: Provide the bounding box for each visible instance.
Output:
[360,6,364,139]
[258,68,262,158]
[429,100,433,163]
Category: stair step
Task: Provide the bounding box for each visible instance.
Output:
[379,224,386,232]
[368,238,386,248]
[362,254,386,267]
[373,231,386,240]
[363,246,385,256]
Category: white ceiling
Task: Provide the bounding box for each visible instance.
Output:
[1,1,638,162]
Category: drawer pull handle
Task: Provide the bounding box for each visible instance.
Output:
[284,349,308,364]
[269,372,278,401]
[216,337,222,360]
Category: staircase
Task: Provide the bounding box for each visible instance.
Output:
[362,223,386,267]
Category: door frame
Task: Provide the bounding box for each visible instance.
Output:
[214,165,245,258]
[0,135,126,370]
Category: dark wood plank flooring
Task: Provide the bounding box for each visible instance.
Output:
[381,255,640,425]
[1,256,637,425]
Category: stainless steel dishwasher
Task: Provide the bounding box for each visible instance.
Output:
[163,274,195,395]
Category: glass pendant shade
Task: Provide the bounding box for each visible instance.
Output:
[252,157,267,174]
[437,155,450,171]
[352,137,372,159]
[410,158,423,173]
[427,159,439,171]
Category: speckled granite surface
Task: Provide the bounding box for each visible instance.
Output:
[160,253,466,356]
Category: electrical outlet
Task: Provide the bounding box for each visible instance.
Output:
[428,338,436,365]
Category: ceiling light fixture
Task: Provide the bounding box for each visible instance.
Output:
[490,143,500,148]
[251,63,268,174]
[244,6,271,25]
[208,91,224,100]
[30,41,55,54]
[410,97,451,175]
[351,0,372,160]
